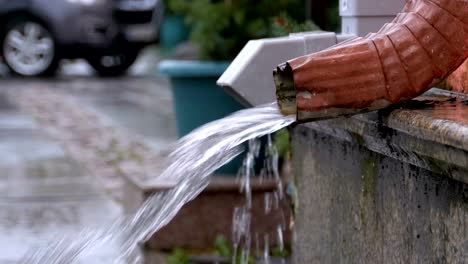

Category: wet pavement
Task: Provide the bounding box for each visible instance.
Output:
[66,77,176,151]
[0,93,123,263]
[0,47,177,263]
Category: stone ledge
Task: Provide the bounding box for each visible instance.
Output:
[302,88,468,184]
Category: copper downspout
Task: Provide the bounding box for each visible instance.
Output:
[275,0,468,121]
[441,59,467,93]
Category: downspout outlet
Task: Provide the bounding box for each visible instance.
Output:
[274,0,467,122]
[273,62,297,116]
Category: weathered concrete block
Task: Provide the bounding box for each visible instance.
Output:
[291,89,468,263]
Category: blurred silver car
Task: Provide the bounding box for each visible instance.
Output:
[0,0,164,76]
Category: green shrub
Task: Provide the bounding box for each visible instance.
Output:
[164,0,191,15]
[166,0,311,60]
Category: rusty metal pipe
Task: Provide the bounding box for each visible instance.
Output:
[275,0,467,121]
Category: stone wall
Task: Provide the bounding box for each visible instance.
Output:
[291,91,468,263]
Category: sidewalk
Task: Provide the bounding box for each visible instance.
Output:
[0,93,123,263]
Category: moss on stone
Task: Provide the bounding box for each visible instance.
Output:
[424,156,451,175]
[352,132,365,146]
[462,188,468,205]
[361,157,378,197]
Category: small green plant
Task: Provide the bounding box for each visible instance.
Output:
[166,235,290,263]
[167,248,189,264]
[271,246,290,258]
[271,13,319,37]
[214,235,255,263]
[273,128,291,159]
[214,234,232,257]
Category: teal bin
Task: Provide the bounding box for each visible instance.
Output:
[158,60,245,174]
[159,15,190,50]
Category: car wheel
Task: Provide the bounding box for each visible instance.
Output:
[2,19,58,76]
[87,50,139,77]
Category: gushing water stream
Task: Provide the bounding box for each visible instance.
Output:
[22,103,295,263]
[233,134,289,264]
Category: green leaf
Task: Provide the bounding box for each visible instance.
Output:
[271,246,290,258]
[214,235,232,257]
[273,128,290,158]
[167,248,189,264]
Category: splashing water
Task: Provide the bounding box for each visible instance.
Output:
[21,102,295,263]
[233,132,290,264]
